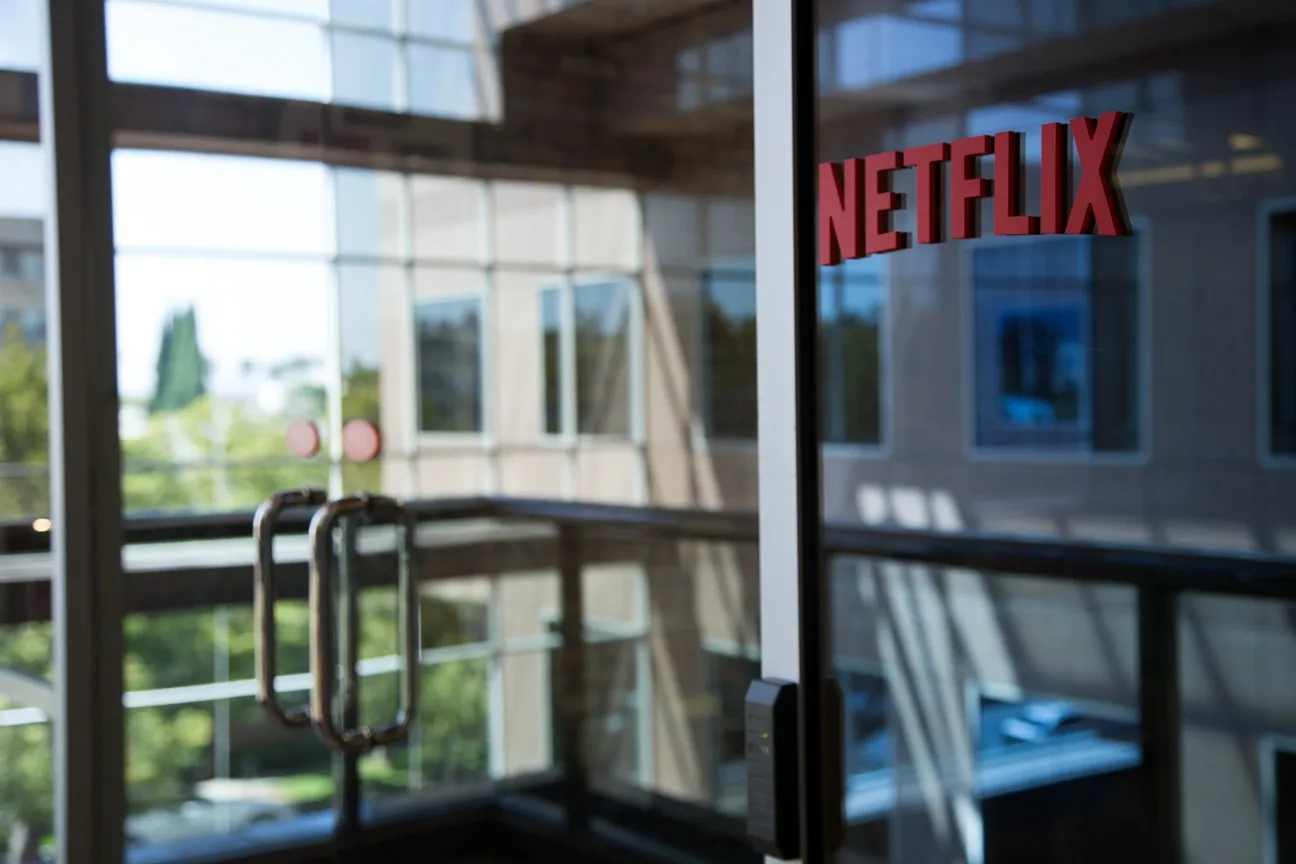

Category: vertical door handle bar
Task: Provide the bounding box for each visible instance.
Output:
[308,494,421,754]
[253,488,328,729]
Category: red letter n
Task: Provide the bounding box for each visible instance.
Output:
[820,159,864,266]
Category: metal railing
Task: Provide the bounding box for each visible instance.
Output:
[0,493,1294,863]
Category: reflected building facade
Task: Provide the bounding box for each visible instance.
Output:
[0,1,1294,863]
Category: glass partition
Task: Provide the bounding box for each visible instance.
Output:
[0,2,53,856]
[810,0,1296,861]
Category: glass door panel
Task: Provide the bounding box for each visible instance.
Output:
[112,147,339,859]
[805,1,1296,862]
[0,13,56,859]
[93,0,775,860]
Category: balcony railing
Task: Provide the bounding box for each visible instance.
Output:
[0,496,1292,864]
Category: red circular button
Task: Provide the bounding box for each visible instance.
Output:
[285,419,321,459]
[342,419,382,462]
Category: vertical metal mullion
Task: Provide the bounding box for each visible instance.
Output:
[558,524,589,830]
[333,518,362,843]
[559,188,578,498]
[1138,586,1182,864]
[486,574,507,779]
[754,1,825,863]
[480,181,499,492]
[41,0,126,861]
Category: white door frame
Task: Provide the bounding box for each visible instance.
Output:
[40,0,128,861]
[754,2,830,862]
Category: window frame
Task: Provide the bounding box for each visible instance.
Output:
[411,290,490,444]
[962,216,1152,465]
[833,657,889,785]
[1261,734,1296,864]
[692,256,892,456]
[1257,199,1296,468]
[536,273,643,446]
[695,256,758,447]
[700,637,761,814]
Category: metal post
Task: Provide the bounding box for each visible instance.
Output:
[39,0,126,861]
[753,0,825,861]
[333,516,363,846]
[1138,586,1183,864]
[558,524,589,830]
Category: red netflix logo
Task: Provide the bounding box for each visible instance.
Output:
[819,111,1133,267]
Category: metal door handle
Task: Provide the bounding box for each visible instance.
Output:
[253,488,328,730]
[307,494,421,754]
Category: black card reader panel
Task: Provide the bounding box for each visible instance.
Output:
[745,677,800,860]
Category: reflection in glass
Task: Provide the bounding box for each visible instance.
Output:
[971,235,1141,453]
[540,289,561,436]
[115,254,331,514]
[106,1,331,102]
[358,575,492,808]
[0,0,41,72]
[112,152,331,257]
[708,649,759,815]
[407,1,478,43]
[701,261,757,440]
[820,258,884,446]
[121,603,332,854]
[0,623,53,862]
[1268,210,1296,457]
[331,30,399,111]
[540,280,634,440]
[574,281,632,438]
[0,215,48,522]
[407,44,485,121]
[415,298,483,434]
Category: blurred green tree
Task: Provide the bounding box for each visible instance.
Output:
[0,324,489,858]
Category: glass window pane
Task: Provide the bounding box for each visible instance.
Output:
[1268,211,1296,456]
[572,187,640,270]
[0,35,51,851]
[416,297,483,434]
[330,0,393,31]
[410,176,483,263]
[832,277,883,446]
[115,254,332,514]
[331,30,399,111]
[121,605,334,852]
[573,279,631,438]
[148,0,327,17]
[0,0,42,71]
[0,148,49,529]
[338,262,404,493]
[112,151,331,257]
[407,1,479,43]
[971,234,1141,453]
[406,43,485,121]
[540,288,562,436]
[106,1,330,101]
[701,265,756,440]
[492,182,562,268]
[335,168,404,261]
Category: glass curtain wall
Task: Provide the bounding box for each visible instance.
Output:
[0,3,56,859]
[809,1,1296,863]
[1,0,772,860]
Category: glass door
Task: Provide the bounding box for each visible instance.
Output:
[2,1,786,862]
[796,2,1296,864]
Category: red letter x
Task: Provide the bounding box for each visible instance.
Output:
[1065,112,1132,237]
